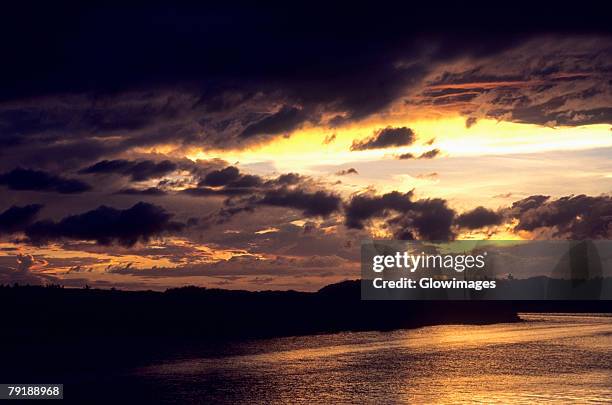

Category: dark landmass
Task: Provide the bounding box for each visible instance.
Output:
[0,279,609,403]
[2,279,611,345]
[1,280,521,343]
[0,279,520,387]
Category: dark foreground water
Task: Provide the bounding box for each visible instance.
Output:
[81,313,608,404]
[10,314,608,403]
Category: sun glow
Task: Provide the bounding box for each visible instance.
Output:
[187,116,612,174]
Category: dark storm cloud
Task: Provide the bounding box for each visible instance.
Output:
[455,206,503,229]
[465,117,478,128]
[186,169,341,224]
[183,166,306,198]
[115,187,168,196]
[240,106,308,138]
[0,5,437,156]
[0,5,607,174]
[390,198,456,241]
[1,138,119,171]
[488,85,612,127]
[181,166,267,197]
[25,202,184,246]
[0,91,208,171]
[0,92,190,137]
[223,174,264,188]
[257,188,342,217]
[199,166,241,187]
[510,195,551,213]
[350,127,416,151]
[0,204,43,234]
[214,204,257,224]
[509,194,612,239]
[344,191,456,240]
[3,3,608,100]
[419,149,440,159]
[274,173,303,185]
[396,149,442,160]
[418,38,612,127]
[415,172,438,179]
[182,186,255,197]
[335,168,358,176]
[323,134,336,145]
[397,152,415,160]
[0,168,91,193]
[1,9,578,163]
[80,159,178,181]
[344,191,414,229]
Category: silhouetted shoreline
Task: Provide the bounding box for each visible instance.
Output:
[2,279,609,345]
[0,281,612,343]
[1,279,611,401]
[0,280,531,343]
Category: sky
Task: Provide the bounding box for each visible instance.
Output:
[0,4,611,290]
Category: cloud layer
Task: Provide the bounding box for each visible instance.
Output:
[0,5,610,289]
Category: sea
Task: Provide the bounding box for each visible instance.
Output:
[64,313,612,404]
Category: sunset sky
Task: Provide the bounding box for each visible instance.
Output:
[0,4,611,290]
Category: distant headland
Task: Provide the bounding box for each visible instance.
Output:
[2,280,611,343]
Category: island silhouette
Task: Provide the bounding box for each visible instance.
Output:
[1,279,610,343]
[1,279,610,404]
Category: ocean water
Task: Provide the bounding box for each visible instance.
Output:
[114,314,612,404]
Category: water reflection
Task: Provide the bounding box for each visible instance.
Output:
[132,314,612,404]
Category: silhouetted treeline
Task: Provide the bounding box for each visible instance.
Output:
[2,280,611,344]
[0,280,523,342]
